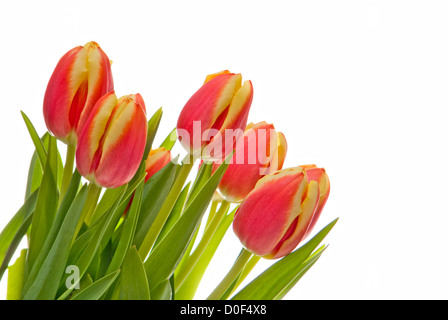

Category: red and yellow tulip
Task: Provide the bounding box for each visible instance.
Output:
[144,147,172,182]
[43,41,114,145]
[76,91,147,188]
[215,121,287,203]
[233,165,330,259]
[176,70,253,160]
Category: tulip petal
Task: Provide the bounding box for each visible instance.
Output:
[76,42,114,137]
[233,168,307,256]
[268,180,320,259]
[217,122,276,202]
[204,70,231,84]
[76,91,117,182]
[94,97,147,188]
[203,80,253,160]
[303,167,330,239]
[43,46,86,142]
[43,42,114,145]
[145,148,172,181]
[177,73,243,156]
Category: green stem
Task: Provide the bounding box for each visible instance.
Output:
[232,254,260,294]
[205,200,219,227]
[74,183,102,239]
[207,248,253,300]
[175,200,231,289]
[137,153,195,260]
[59,143,76,203]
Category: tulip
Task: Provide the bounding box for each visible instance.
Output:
[214,121,287,203]
[76,91,147,189]
[176,70,253,161]
[233,165,330,259]
[43,41,114,145]
[144,147,172,181]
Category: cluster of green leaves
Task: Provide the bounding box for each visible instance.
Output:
[0,109,337,300]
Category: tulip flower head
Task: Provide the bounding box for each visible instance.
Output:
[176,70,253,161]
[144,147,172,182]
[233,165,330,259]
[215,121,288,203]
[43,41,114,145]
[76,91,147,189]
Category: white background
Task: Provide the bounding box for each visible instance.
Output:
[1,1,447,300]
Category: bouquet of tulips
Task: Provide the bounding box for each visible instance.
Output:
[0,41,337,300]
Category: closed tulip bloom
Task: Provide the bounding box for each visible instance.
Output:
[76,91,147,188]
[215,121,287,203]
[43,41,114,145]
[233,165,330,259]
[144,147,172,181]
[177,70,253,160]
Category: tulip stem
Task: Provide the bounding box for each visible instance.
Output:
[60,143,76,203]
[74,183,102,239]
[175,200,231,289]
[207,248,253,300]
[138,153,195,260]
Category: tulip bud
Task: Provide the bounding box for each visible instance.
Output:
[43,41,114,145]
[176,70,253,161]
[214,121,288,203]
[144,147,172,182]
[233,165,330,259]
[76,91,147,188]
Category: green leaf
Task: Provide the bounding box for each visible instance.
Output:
[144,155,230,289]
[57,185,128,300]
[6,249,27,300]
[70,270,120,300]
[0,190,38,281]
[185,161,212,207]
[22,171,81,294]
[0,212,33,282]
[133,160,178,249]
[118,246,150,300]
[151,278,173,300]
[175,208,235,299]
[21,111,47,169]
[143,107,163,161]
[159,128,177,151]
[24,144,43,201]
[231,218,338,300]
[155,182,191,246]
[273,245,327,300]
[22,184,89,300]
[106,178,144,274]
[27,134,59,272]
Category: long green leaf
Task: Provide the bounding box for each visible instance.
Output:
[6,249,27,300]
[106,178,144,274]
[118,246,150,300]
[22,171,82,295]
[70,270,120,300]
[23,184,89,300]
[143,107,163,161]
[133,161,178,249]
[57,185,127,299]
[176,209,235,299]
[144,156,230,289]
[273,245,327,300]
[20,111,47,169]
[231,218,338,300]
[155,182,191,247]
[0,190,38,280]
[0,213,33,282]
[27,134,59,272]
[159,128,177,151]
